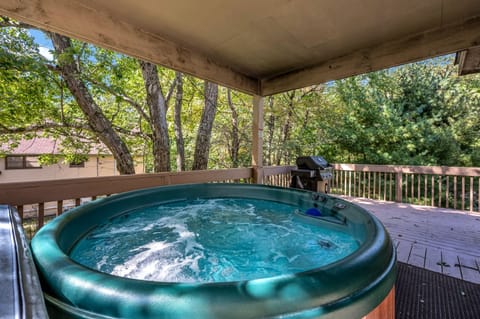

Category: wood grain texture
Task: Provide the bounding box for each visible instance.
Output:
[262,16,480,95]
[362,288,395,319]
[252,95,264,183]
[333,163,480,176]
[2,1,480,95]
[0,0,259,95]
[344,196,480,284]
[0,168,252,205]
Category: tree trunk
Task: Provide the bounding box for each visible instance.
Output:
[192,81,218,170]
[173,72,185,171]
[227,89,240,168]
[49,33,135,175]
[139,61,170,172]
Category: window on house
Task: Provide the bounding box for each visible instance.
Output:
[5,156,42,169]
[69,161,85,168]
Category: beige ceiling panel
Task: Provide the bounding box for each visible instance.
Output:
[1,0,480,95]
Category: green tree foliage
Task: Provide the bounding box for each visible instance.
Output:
[330,58,480,166]
[1,19,480,170]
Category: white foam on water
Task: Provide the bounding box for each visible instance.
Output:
[71,198,360,283]
[110,240,205,282]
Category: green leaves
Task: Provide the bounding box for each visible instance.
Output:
[1,22,479,170]
[329,56,480,166]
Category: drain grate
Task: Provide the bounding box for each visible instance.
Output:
[396,262,480,319]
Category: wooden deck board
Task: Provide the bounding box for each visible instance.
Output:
[457,255,480,284]
[395,240,411,263]
[408,243,426,268]
[441,250,463,280]
[424,246,442,273]
[340,196,480,284]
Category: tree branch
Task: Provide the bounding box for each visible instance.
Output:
[165,76,178,108]
[85,77,151,122]
[0,121,90,134]
[112,125,152,139]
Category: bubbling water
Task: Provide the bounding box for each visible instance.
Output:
[70,198,359,283]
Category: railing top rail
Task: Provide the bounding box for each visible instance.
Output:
[0,165,296,207]
[263,165,295,175]
[0,168,252,206]
[333,163,480,176]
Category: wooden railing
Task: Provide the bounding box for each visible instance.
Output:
[0,166,293,237]
[331,164,480,213]
[2,162,479,237]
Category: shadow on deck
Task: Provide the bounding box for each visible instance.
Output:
[340,196,480,284]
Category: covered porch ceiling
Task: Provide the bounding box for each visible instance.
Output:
[1,0,480,96]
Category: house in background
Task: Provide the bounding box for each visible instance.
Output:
[0,137,144,183]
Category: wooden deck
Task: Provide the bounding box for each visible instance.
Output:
[340,196,480,284]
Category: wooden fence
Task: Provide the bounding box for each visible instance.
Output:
[2,162,479,237]
[331,164,480,213]
[0,166,293,237]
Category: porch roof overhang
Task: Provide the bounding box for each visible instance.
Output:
[1,0,480,96]
[455,45,480,75]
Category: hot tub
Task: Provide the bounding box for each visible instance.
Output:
[31,183,396,319]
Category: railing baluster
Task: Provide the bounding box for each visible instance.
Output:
[38,202,45,230]
[431,175,435,207]
[389,173,392,201]
[454,176,458,209]
[469,176,474,213]
[417,174,421,204]
[446,176,449,209]
[395,172,402,203]
[438,175,442,207]
[363,171,366,198]
[57,200,63,216]
[404,173,408,203]
[357,171,361,197]
[335,170,339,193]
[461,177,465,211]
[353,171,356,197]
[379,172,382,200]
[368,172,371,199]
[424,175,428,206]
[383,173,386,201]
[478,177,480,213]
[348,171,352,196]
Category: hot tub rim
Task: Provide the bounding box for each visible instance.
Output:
[32,183,396,319]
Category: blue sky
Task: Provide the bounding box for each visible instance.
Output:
[30,29,51,47]
[29,29,54,60]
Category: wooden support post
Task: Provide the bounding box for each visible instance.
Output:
[252,95,264,184]
[395,172,403,203]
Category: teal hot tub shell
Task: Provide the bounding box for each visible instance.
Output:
[31,183,396,319]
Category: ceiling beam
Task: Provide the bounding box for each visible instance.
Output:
[261,16,480,96]
[455,46,480,75]
[0,0,260,95]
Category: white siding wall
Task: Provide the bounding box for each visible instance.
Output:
[0,156,144,183]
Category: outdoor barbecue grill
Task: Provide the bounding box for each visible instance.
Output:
[290,156,333,193]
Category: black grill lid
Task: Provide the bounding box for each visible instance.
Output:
[296,156,331,170]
